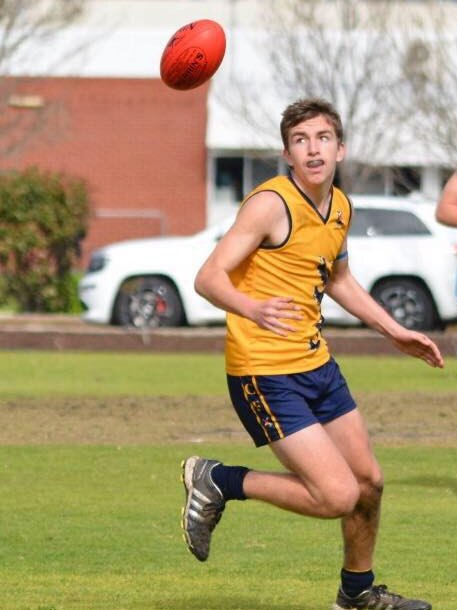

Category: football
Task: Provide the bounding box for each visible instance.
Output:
[160,19,226,90]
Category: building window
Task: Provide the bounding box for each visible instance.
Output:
[343,163,423,196]
[392,167,421,195]
[213,154,284,205]
[215,157,243,203]
[345,164,390,194]
[209,154,286,224]
[249,157,280,188]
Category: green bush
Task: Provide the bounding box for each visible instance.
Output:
[0,166,89,313]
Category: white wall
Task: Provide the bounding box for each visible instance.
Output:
[5,0,260,78]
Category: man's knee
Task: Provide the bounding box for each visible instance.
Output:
[320,478,360,518]
[321,466,383,518]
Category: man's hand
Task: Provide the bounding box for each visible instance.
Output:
[391,329,444,368]
[249,296,303,336]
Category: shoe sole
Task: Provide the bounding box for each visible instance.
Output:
[180,456,205,560]
[332,598,432,610]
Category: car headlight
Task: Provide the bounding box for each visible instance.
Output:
[87,253,108,273]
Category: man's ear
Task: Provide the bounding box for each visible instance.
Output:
[282,148,293,168]
[336,142,346,163]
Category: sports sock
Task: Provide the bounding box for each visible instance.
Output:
[210,463,250,501]
[340,568,375,598]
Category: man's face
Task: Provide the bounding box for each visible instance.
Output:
[283,114,345,187]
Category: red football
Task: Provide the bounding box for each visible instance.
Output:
[160,19,226,90]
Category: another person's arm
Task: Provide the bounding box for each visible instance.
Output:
[435,171,457,227]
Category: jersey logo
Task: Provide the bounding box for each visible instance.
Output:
[336,209,345,227]
[310,258,330,351]
[313,257,330,305]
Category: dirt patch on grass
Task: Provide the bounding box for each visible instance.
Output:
[0,392,456,446]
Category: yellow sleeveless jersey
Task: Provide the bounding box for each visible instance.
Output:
[225,175,352,375]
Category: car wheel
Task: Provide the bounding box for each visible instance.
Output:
[371,279,438,330]
[113,276,185,328]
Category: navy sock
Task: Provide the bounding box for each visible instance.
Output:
[211,463,250,501]
[341,568,375,598]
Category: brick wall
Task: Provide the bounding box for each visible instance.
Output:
[1,77,209,267]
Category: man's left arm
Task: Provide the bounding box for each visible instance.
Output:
[325,249,444,368]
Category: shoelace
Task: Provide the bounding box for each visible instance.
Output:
[372,585,402,605]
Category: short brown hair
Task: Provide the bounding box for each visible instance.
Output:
[280,98,344,149]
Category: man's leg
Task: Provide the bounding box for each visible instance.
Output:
[245,422,360,518]
[324,409,432,610]
[324,408,383,572]
[182,423,360,561]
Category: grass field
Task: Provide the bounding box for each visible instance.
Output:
[0,352,455,609]
[0,351,455,396]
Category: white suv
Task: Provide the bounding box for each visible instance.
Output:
[78,195,457,331]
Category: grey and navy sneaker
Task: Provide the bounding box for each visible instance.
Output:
[334,585,432,610]
[181,456,225,562]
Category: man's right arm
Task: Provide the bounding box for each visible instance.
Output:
[194,192,303,336]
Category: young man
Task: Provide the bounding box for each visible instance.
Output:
[436,170,457,227]
[181,98,444,610]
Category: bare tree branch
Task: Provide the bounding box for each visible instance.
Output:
[216,0,457,190]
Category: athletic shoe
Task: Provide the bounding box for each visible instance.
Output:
[181,456,225,562]
[334,584,432,610]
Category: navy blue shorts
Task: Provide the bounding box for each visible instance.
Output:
[227,358,356,447]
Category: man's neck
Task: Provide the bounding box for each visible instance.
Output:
[290,171,333,214]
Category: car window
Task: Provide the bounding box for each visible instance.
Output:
[350,208,432,237]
